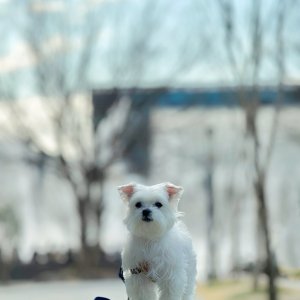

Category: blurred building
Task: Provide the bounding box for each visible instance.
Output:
[93,86,300,108]
[92,85,300,175]
[92,88,166,175]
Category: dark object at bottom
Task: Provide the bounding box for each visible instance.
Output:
[93,268,126,300]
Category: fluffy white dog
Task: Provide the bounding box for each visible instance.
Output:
[118,182,197,300]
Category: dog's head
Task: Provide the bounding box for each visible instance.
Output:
[118,182,183,240]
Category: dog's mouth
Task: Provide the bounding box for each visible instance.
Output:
[142,216,153,222]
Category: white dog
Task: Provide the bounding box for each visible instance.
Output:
[118,182,197,300]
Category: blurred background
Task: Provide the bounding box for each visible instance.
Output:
[0,0,300,299]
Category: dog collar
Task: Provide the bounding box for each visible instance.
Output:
[130,267,143,275]
[122,266,156,283]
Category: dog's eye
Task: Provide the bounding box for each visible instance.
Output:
[154,202,163,208]
[135,202,142,208]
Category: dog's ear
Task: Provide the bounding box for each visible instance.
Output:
[118,183,136,203]
[165,182,184,202]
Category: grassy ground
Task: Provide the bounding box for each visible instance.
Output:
[197,279,300,300]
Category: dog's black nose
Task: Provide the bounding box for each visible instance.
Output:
[142,209,152,217]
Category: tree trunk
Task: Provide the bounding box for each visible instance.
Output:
[205,128,217,281]
[246,98,278,300]
[253,215,265,291]
[255,177,277,300]
[76,176,106,269]
[231,198,241,274]
[95,179,105,247]
[78,197,89,264]
[207,176,217,281]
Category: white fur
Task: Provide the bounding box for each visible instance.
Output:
[118,182,197,300]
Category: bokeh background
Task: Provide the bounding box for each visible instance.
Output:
[0,0,300,299]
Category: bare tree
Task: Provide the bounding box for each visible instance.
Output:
[0,1,136,267]
[0,0,216,271]
[0,0,184,265]
[215,0,293,299]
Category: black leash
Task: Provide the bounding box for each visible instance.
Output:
[119,267,125,283]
